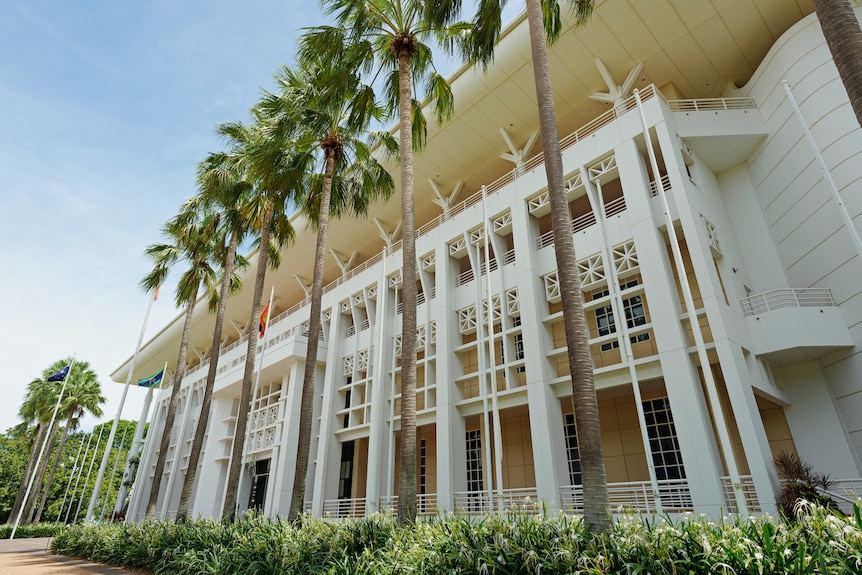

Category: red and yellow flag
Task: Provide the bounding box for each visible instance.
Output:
[259,302,270,339]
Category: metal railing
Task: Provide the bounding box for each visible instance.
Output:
[667,96,757,112]
[561,479,693,513]
[603,195,627,217]
[323,497,366,518]
[379,493,438,516]
[720,475,761,512]
[740,288,835,317]
[649,175,672,196]
[823,478,862,515]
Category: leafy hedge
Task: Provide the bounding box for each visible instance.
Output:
[50,501,862,574]
[0,522,66,539]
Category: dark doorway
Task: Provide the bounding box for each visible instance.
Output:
[247,459,271,512]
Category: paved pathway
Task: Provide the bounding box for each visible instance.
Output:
[0,538,148,574]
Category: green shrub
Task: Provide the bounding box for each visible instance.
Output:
[0,522,66,539]
[50,501,862,575]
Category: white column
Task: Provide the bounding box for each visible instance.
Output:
[311,303,344,515]
[433,242,462,512]
[509,178,567,509]
[615,136,727,514]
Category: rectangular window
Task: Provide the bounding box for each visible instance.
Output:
[642,397,686,481]
[593,279,651,351]
[513,333,525,360]
[465,430,483,492]
[563,414,582,486]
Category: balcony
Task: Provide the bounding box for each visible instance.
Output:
[741,289,852,365]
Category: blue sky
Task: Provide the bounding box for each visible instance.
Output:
[0,0,520,434]
[0,0,319,432]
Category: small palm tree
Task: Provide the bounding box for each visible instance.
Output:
[33,362,104,522]
[142,208,220,518]
[219,115,297,520]
[176,154,251,519]
[257,55,396,521]
[303,0,469,525]
[429,0,610,532]
[11,361,68,524]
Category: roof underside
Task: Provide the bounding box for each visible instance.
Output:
[113,0,815,383]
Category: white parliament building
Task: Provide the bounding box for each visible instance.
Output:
[117,2,862,521]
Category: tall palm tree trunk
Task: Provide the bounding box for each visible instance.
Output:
[396,50,418,525]
[525,0,610,533]
[145,289,200,518]
[9,423,46,523]
[177,232,240,519]
[24,419,61,524]
[223,207,274,520]
[289,152,336,521]
[34,415,74,522]
[812,0,862,128]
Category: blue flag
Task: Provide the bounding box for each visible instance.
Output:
[137,369,165,388]
[47,365,70,382]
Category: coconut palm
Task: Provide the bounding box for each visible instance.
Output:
[812,0,862,128]
[142,208,220,518]
[302,0,468,524]
[428,0,610,531]
[218,115,297,520]
[175,155,251,519]
[33,362,104,522]
[256,56,396,521]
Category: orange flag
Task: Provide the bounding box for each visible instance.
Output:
[259,302,270,339]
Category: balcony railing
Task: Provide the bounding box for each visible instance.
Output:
[323,497,366,518]
[720,475,761,512]
[667,96,757,112]
[825,478,862,515]
[740,289,835,317]
[649,174,672,196]
[561,479,694,514]
[379,494,438,516]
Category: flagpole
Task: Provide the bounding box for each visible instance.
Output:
[113,360,163,519]
[74,423,105,521]
[235,286,274,517]
[57,433,87,522]
[86,291,158,523]
[64,429,94,523]
[100,425,131,519]
[10,356,76,539]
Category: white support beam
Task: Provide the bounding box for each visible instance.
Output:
[372,217,402,246]
[499,128,538,170]
[330,249,358,277]
[229,318,247,337]
[294,274,312,298]
[429,179,465,215]
[589,58,644,110]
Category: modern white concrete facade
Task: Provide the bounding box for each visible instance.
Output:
[118,3,862,521]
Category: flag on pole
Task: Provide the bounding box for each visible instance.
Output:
[259,302,270,339]
[47,365,70,382]
[137,369,165,388]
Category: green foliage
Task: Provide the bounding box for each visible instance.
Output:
[50,501,862,575]
[0,522,66,539]
[775,452,840,520]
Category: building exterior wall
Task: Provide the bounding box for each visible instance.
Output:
[125,9,862,522]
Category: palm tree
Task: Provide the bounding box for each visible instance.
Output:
[303,0,468,525]
[8,374,55,523]
[175,155,251,519]
[142,208,220,518]
[812,0,862,128]
[257,56,396,521]
[12,358,83,524]
[33,362,104,522]
[429,0,610,531]
[219,115,297,520]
